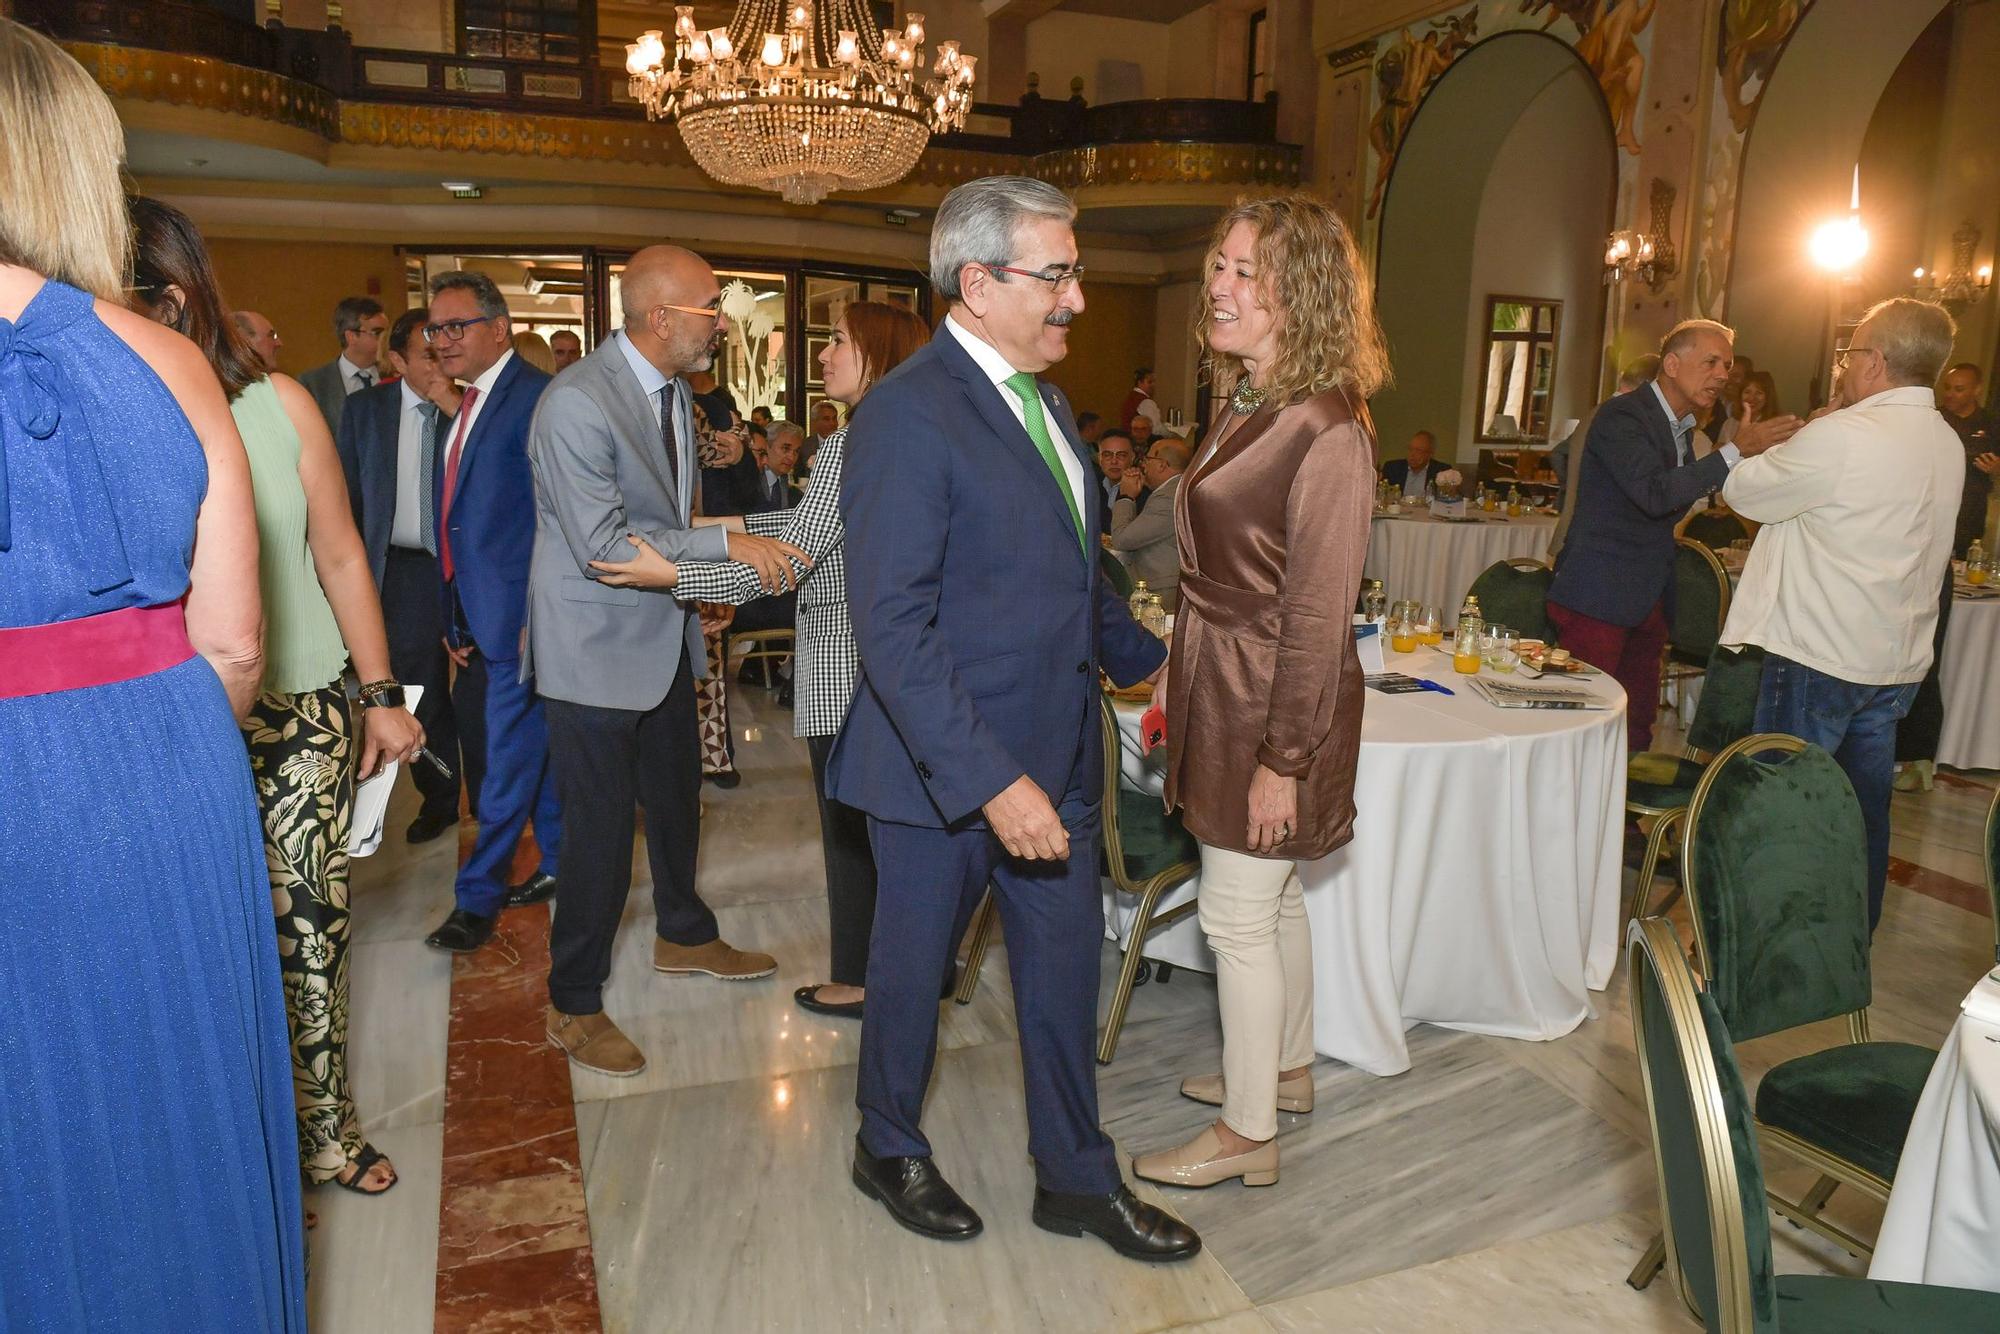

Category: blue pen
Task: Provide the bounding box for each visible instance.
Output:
[1418,679,1455,697]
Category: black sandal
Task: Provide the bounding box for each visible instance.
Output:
[332,1143,398,1196]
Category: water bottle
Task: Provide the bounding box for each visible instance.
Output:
[1362,579,1387,623]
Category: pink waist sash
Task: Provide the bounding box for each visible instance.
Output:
[0,601,197,699]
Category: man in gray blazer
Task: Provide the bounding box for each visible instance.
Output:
[299,295,388,438]
[1107,436,1188,609]
[525,244,808,1077]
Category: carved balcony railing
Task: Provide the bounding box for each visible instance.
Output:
[21,0,1299,189]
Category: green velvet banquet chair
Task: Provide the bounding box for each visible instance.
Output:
[1466,557,1555,643]
[1626,915,2000,1331]
[955,694,1200,1065]
[1661,537,1732,713]
[1985,784,1999,964]
[1629,734,1938,1290]
[1682,507,1751,551]
[1099,547,1135,600]
[1625,644,1765,922]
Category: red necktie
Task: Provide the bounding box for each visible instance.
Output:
[437,385,480,582]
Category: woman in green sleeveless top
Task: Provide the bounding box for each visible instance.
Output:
[130,198,423,1214]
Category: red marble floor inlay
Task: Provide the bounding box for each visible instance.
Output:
[1888,855,1992,918]
[434,832,602,1333]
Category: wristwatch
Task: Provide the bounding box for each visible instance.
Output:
[358,679,406,710]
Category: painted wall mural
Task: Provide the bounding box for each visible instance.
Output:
[1360,0,1660,223]
[1693,0,1815,316]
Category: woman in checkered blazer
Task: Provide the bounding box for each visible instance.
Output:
[591,301,930,1020]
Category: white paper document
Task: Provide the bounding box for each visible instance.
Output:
[348,685,424,858]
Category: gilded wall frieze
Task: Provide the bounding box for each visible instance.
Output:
[64,42,339,140]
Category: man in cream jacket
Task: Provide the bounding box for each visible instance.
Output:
[1719,298,1962,930]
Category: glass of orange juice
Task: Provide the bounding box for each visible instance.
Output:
[1453,617,1484,674]
[1417,604,1443,646]
[1388,601,1419,653]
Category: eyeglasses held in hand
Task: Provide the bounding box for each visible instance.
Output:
[423,316,497,344]
[984,263,1086,294]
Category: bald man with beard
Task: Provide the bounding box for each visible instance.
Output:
[525,244,809,1074]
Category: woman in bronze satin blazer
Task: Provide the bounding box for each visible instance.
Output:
[1132,193,1387,1192]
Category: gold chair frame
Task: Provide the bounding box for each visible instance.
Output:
[1628,915,1761,1330]
[953,694,1200,1065]
[1630,733,1885,1290]
[1659,536,1731,717]
[724,627,795,678]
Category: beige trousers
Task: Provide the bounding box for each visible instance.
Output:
[1196,842,1316,1141]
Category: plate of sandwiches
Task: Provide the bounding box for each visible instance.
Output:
[1516,640,1600,678]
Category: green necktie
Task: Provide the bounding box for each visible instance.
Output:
[1002,372,1084,554]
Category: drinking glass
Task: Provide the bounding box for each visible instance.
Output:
[1485,626,1520,673]
[1417,604,1443,646]
[1388,601,1419,653]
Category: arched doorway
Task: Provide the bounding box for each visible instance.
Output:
[1372,32,1617,472]
[1726,0,1956,405]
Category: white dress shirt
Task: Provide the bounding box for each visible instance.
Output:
[1720,385,1962,685]
[613,328,677,429]
[1651,380,1741,468]
[944,313,1085,519]
[391,380,429,549]
[339,353,376,396]
[451,347,515,447]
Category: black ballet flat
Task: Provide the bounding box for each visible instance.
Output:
[794,984,864,1018]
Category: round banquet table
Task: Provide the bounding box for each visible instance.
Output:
[1868,975,2000,1293]
[1363,508,1557,625]
[1106,646,1627,1076]
[1938,591,2000,771]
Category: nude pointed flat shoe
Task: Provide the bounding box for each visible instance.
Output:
[1132,1126,1278,1189]
[1179,1070,1314,1115]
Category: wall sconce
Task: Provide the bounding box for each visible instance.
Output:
[1603,179,1678,289]
[1910,219,1993,312]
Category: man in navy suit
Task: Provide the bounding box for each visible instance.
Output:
[335,307,476,842]
[422,270,564,952]
[830,176,1198,1262]
[1546,320,1799,748]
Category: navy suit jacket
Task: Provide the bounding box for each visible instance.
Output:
[1381,457,1451,494]
[334,380,416,589]
[436,354,551,657]
[828,325,1167,828]
[1547,385,1729,627]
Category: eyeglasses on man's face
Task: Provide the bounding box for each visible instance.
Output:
[650,300,724,322]
[1834,345,1880,371]
[984,263,1086,294]
[423,316,497,345]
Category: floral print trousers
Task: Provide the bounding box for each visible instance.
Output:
[242,685,360,1185]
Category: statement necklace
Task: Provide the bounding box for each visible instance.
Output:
[1228,380,1268,416]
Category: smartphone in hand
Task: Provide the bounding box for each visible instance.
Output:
[1139,704,1166,753]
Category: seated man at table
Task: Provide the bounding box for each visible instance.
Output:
[1719,298,1961,933]
[1546,320,1799,750]
[1381,430,1451,498]
[1108,439,1188,609]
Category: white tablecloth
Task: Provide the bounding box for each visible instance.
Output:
[1105,647,1627,1076]
[1364,510,1557,625]
[1939,594,2000,771]
[1869,975,2000,1293]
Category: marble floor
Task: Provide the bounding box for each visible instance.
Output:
[310,685,1998,1333]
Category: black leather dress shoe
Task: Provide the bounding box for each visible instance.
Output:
[1032,1184,1201,1262]
[775,681,793,708]
[703,770,741,789]
[425,909,496,954]
[794,984,863,1019]
[406,809,457,844]
[851,1140,982,1240]
[504,871,557,908]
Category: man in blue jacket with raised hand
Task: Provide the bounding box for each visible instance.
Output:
[1546,319,1798,749]
[830,176,1198,1263]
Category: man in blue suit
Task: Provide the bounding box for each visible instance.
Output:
[830,177,1199,1263]
[335,307,476,842]
[1546,319,1798,748]
[422,270,563,952]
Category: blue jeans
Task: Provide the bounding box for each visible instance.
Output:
[1754,655,1918,932]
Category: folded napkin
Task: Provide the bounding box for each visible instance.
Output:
[1960,971,2000,1026]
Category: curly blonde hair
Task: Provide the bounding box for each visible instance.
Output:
[1195,193,1391,408]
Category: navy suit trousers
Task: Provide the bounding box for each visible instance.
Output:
[858,788,1120,1196]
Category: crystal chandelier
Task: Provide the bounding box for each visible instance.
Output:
[626,2,977,206]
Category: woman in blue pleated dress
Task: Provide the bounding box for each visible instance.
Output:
[0,22,306,1330]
